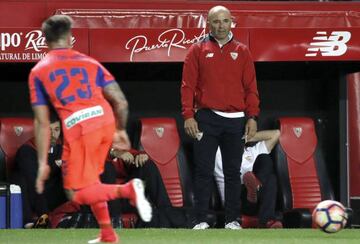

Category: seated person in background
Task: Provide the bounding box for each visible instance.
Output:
[108,148,190,228]
[56,148,192,229]
[214,129,282,228]
[12,116,67,228]
[58,149,176,228]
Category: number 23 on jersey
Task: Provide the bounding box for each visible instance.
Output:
[49,67,92,106]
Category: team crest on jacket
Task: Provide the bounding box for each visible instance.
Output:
[55,159,63,167]
[13,126,23,136]
[230,52,238,60]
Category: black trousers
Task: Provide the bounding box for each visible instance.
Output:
[126,160,171,209]
[194,109,245,223]
[241,154,278,225]
[11,145,67,224]
[101,159,172,217]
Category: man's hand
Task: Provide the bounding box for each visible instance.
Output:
[245,118,257,141]
[119,151,149,168]
[184,118,200,139]
[36,163,50,194]
[112,129,131,151]
[119,151,135,164]
[134,153,149,167]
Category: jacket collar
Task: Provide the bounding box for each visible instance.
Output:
[209,31,233,47]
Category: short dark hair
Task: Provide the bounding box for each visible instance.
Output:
[49,105,60,124]
[49,112,60,124]
[42,15,73,43]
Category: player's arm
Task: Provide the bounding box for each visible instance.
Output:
[103,82,130,150]
[32,105,51,193]
[247,129,280,152]
[103,82,128,130]
[96,63,130,150]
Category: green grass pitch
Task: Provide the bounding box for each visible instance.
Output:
[0,229,359,244]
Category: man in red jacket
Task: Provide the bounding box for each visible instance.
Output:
[181,5,260,229]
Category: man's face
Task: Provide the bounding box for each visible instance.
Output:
[208,9,232,42]
[50,121,61,145]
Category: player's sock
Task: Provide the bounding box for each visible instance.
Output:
[116,181,134,199]
[90,201,111,226]
[100,227,118,243]
[88,202,118,244]
[73,182,133,205]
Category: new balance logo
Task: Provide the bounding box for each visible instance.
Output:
[205,53,214,58]
[305,31,351,57]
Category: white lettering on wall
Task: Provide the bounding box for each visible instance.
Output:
[125,28,206,61]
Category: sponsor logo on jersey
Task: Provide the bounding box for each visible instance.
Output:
[64,105,104,129]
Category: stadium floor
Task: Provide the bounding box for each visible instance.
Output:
[0,229,359,244]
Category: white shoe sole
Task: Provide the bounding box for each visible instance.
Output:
[192,222,210,230]
[132,179,152,222]
[88,237,119,244]
[88,237,101,244]
[88,237,118,243]
[225,226,242,230]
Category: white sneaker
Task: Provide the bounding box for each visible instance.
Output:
[88,237,118,244]
[24,222,34,229]
[88,238,101,244]
[131,178,152,222]
[193,222,210,230]
[225,221,242,230]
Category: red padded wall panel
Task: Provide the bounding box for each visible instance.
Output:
[279,117,322,210]
[287,157,322,210]
[140,118,183,207]
[347,72,360,197]
[0,118,34,176]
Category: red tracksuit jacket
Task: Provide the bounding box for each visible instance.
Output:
[181,34,260,119]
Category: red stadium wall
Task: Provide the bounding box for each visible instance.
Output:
[0,1,360,63]
[1,0,360,29]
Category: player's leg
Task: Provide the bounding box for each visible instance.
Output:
[61,123,133,199]
[62,124,151,226]
[88,201,118,244]
[72,180,152,221]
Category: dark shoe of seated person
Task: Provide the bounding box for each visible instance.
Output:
[243,172,262,203]
[33,213,49,228]
[260,220,283,229]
